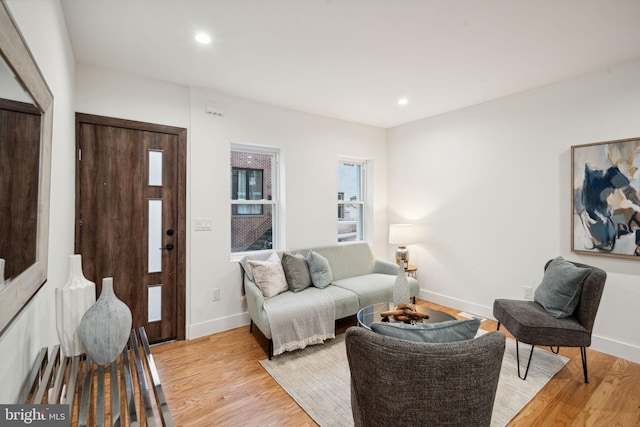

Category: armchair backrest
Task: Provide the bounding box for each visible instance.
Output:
[345,327,506,427]
[544,259,606,332]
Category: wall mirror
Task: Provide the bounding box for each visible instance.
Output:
[0,0,53,334]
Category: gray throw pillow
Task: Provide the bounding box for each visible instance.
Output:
[281,252,312,293]
[306,250,333,289]
[534,257,591,318]
[371,318,481,343]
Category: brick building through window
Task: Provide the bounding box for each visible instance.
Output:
[231,149,275,253]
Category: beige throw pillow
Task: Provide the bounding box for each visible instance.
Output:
[248,253,289,298]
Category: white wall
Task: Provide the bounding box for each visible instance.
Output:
[0,0,76,402]
[73,66,388,339]
[75,63,191,129]
[187,88,387,337]
[387,59,640,363]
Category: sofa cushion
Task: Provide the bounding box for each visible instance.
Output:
[319,285,361,319]
[309,242,375,281]
[248,253,289,298]
[371,318,481,343]
[332,274,419,307]
[534,257,591,318]
[281,252,312,293]
[306,250,333,289]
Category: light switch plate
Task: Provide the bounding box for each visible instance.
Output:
[194,218,213,231]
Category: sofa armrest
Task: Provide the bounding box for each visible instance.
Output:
[244,278,274,338]
[244,276,265,321]
[373,260,400,275]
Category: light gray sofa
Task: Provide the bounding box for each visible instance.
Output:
[240,242,420,357]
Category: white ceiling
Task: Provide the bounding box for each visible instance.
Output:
[60,0,640,128]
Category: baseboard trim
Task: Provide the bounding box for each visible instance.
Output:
[420,289,494,320]
[188,312,250,340]
[591,335,640,364]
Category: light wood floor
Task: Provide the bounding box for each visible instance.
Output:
[151,300,640,426]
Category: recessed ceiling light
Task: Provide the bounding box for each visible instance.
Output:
[398,98,409,106]
[195,33,212,44]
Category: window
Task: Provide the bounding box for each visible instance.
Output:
[232,168,263,215]
[231,146,278,253]
[338,160,365,242]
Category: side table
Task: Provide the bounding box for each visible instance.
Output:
[405,264,417,278]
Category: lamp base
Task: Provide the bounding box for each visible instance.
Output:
[395,245,409,269]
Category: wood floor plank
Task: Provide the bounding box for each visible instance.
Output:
[150,300,640,426]
[574,358,640,426]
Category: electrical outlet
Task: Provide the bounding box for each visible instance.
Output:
[523,286,533,299]
[212,288,220,301]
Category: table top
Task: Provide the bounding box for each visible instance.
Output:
[357,302,456,330]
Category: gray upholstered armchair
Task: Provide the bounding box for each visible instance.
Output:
[493,258,606,383]
[345,327,506,427]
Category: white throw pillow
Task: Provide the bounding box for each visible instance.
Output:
[248,253,289,298]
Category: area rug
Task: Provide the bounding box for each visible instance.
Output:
[260,332,568,427]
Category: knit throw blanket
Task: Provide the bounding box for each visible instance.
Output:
[263,287,336,356]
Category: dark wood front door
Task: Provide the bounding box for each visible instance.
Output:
[0,99,40,281]
[75,113,186,342]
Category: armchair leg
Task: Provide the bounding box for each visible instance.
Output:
[497,322,501,331]
[249,319,253,333]
[581,347,589,383]
[515,341,535,380]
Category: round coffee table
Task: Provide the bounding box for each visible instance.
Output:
[357,302,456,330]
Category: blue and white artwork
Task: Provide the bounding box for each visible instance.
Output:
[572,138,640,258]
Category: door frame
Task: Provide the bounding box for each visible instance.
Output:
[75,113,187,341]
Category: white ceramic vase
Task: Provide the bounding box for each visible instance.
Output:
[78,277,132,365]
[393,264,410,306]
[55,255,96,357]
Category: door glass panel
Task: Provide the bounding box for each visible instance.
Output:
[148,285,162,322]
[148,199,162,273]
[148,150,163,186]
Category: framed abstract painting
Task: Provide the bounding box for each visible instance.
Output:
[572,137,640,259]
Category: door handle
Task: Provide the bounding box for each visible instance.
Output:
[160,243,174,250]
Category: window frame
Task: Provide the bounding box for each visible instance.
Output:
[230,144,280,256]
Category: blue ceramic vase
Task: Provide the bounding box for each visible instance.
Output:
[78,277,132,365]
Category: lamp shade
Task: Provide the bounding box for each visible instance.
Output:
[388,224,416,245]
